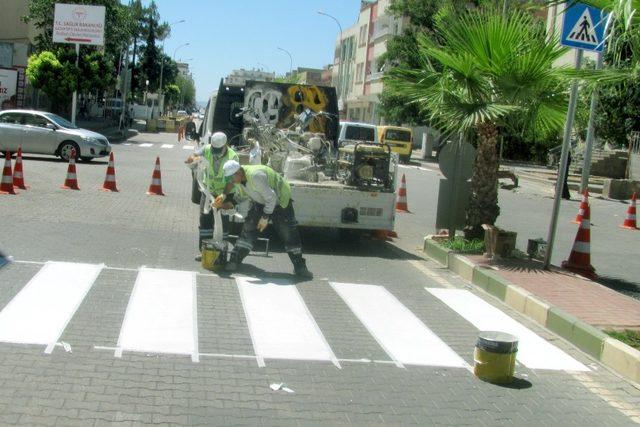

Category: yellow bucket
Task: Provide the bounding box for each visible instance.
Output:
[201,241,225,272]
[473,331,518,384]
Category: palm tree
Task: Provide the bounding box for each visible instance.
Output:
[385,7,618,237]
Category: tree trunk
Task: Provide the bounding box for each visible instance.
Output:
[465,122,500,238]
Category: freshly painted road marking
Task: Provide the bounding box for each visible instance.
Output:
[236,277,340,368]
[331,282,468,368]
[161,144,174,149]
[116,267,199,361]
[182,145,194,150]
[0,261,103,353]
[122,143,132,146]
[427,288,589,371]
[139,143,153,148]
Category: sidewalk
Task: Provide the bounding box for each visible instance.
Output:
[423,239,640,384]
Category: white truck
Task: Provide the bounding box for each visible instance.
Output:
[194,80,398,234]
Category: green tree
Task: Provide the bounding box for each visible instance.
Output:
[163,84,180,109]
[26,51,78,113]
[385,8,620,236]
[176,74,196,108]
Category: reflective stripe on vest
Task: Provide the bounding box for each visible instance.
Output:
[203,146,238,194]
[242,164,291,209]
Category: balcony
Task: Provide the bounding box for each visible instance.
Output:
[365,71,383,83]
[372,16,393,41]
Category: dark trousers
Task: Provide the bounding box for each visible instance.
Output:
[233,201,303,260]
[198,194,230,251]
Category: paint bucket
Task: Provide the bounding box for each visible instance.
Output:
[474,331,518,384]
[201,240,226,272]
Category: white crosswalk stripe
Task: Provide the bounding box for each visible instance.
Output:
[0,262,103,353]
[182,145,194,150]
[161,144,174,149]
[427,288,589,371]
[116,267,199,361]
[0,261,589,372]
[139,143,153,148]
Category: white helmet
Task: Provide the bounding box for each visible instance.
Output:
[210,131,227,148]
[223,160,241,177]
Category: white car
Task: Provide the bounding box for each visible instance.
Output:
[0,110,111,161]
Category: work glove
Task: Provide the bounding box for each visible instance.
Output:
[257,215,269,232]
[212,195,225,209]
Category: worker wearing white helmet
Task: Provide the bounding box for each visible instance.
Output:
[186,131,238,261]
[216,160,312,279]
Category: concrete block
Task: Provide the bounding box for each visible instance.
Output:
[471,267,490,292]
[485,271,508,300]
[571,321,606,359]
[448,254,475,282]
[422,238,451,267]
[601,337,640,384]
[602,179,640,200]
[546,307,576,339]
[504,286,531,314]
[523,295,550,325]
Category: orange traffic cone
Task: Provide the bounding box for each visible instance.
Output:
[396,174,410,212]
[101,152,119,192]
[12,146,28,190]
[619,192,638,230]
[572,189,589,224]
[562,204,596,279]
[61,149,80,190]
[147,156,164,196]
[0,151,17,195]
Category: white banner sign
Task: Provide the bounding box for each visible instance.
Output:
[0,68,18,110]
[53,3,105,46]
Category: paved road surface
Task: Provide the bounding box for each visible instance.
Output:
[0,131,638,425]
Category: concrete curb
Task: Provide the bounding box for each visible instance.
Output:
[423,238,640,384]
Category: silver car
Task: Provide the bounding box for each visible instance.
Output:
[0,109,111,161]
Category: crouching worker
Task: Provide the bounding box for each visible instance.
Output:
[216,160,313,279]
[185,131,238,261]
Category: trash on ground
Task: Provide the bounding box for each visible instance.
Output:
[270,383,295,393]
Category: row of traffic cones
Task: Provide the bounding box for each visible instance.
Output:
[563,190,637,279]
[1,149,165,196]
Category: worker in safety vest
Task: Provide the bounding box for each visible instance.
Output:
[186,131,238,261]
[216,160,313,279]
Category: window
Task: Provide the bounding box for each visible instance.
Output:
[345,125,375,142]
[384,129,412,142]
[356,63,364,83]
[0,113,23,124]
[25,114,50,128]
[359,25,368,46]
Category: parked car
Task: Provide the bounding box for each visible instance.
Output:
[338,122,379,147]
[0,110,111,162]
[378,125,413,163]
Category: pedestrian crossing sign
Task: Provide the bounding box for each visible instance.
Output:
[561,3,607,52]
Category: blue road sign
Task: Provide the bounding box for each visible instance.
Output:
[561,3,607,52]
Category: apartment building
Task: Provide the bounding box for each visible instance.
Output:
[332,0,406,124]
[224,68,276,87]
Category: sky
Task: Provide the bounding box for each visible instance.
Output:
[138,0,363,103]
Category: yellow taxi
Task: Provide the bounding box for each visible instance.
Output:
[377,126,413,163]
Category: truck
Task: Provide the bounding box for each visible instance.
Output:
[193,80,398,234]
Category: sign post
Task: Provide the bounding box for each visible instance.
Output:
[53,3,105,125]
[543,3,606,269]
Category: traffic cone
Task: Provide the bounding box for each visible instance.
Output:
[147,156,164,196]
[0,151,16,195]
[396,174,410,212]
[619,192,638,230]
[61,149,80,190]
[12,146,28,190]
[572,189,589,224]
[562,204,596,279]
[101,152,119,192]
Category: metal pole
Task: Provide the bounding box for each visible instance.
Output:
[71,43,79,125]
[543,49,583,269]
[318,12,343,99]
[277,47,293,75]
[580,51,604,192]
[119,43,131,131]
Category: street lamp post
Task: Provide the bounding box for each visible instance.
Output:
[277,47,293,76]
[318,11,343,100]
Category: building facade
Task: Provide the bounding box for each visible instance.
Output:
[224,68,276,87]
[0,0,39,110]
[332,0,407,124]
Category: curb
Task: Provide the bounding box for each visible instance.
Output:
[423,238,640,385]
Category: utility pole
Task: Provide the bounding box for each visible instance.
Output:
[119,43,131,131]
[71,43,79,125]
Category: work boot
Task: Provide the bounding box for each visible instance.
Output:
[195,254,202,262]
[290,255,313,279]
[225,249,248,273]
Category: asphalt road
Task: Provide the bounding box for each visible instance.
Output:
[395,158,640,300]
[0,131,638,425]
